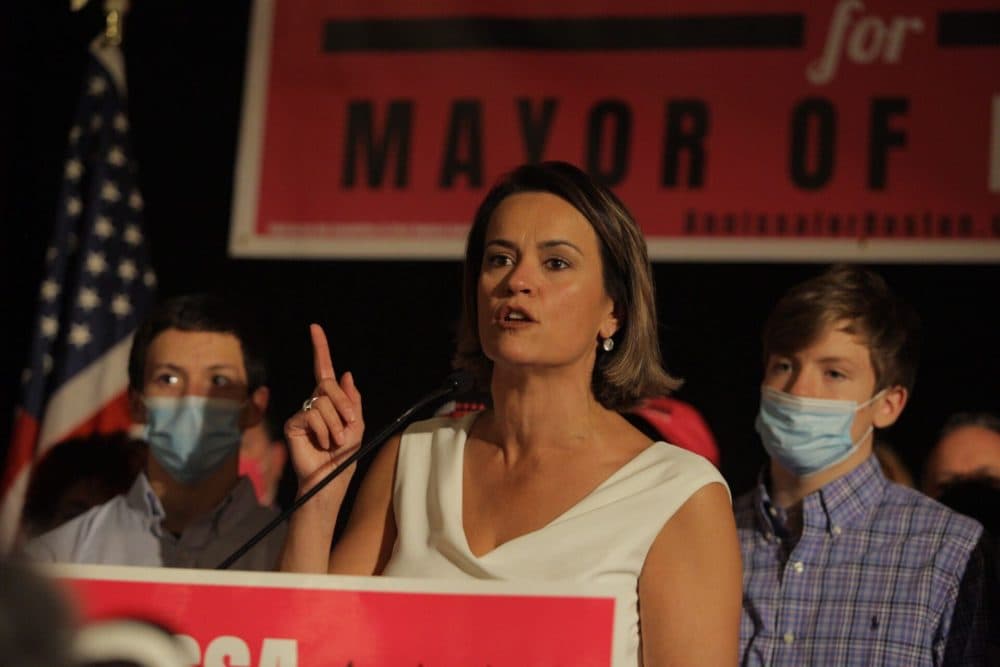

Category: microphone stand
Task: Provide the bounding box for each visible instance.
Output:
[216,372,474,570]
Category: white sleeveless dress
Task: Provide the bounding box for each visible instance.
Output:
[382,413,729,666]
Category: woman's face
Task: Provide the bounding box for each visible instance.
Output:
[477,192,617,377]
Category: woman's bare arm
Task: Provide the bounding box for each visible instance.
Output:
[325,434,400,574]
[638,482,742,666]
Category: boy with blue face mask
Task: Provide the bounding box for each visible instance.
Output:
[735,265,996,666]
[24,294,287,570]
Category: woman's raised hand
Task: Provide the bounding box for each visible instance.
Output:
[284,324,365,494]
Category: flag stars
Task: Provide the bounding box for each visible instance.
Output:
[143,270,157,288]
[88,76,107,96]
[77,287,101,311]
[69,323,93,348]
[66,197,83,216]
[65,159,83,180]
[43,354,53,375]
[40,279,61,302]
[101,182,120,202]
[40,316,59,338]
[69,125,82,144]
[124,225,143,245]
[110,294,132,318]
[107,146,126,167]
[91,113,103,131]
[113,113,128,132]
[128,190,143,210]
[94,216,114,238]
[46,247,58,263]
[85,251,108,276]
[118,259,138,281]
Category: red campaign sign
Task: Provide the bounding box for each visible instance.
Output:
[229,0,1000,261]
[54,565,619,667]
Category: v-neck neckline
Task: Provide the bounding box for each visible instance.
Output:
[453,414,663,559]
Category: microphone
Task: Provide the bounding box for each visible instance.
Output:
[216,370,476,569]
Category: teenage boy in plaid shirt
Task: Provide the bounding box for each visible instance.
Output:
[736,265,996,666]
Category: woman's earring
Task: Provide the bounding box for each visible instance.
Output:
[601,337,615,352]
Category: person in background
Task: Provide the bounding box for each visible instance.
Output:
[0,555,76,667]
[239,416,287,507]
[0,553,195,667]
[626,396,721,467]
[923,412,1000,499]
[934,473,1000,667]
[279,161,742,666]
[19,432,145,540]
[24,294,286,570]
[937,476,1000,537]
[736,264,995,666]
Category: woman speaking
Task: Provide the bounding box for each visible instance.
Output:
[280,161,741,666]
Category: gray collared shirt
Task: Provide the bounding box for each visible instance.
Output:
[24,473,287,571]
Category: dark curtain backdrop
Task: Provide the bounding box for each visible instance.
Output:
[3,2,997,504]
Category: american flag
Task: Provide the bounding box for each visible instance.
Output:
[0,38,155,550]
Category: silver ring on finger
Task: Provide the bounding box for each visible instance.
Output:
[302,396,320,412]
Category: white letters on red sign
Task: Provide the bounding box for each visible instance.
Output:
[176,635,298,667]
[807,0,924,85]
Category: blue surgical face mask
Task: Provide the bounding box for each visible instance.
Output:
[142,396,244,484]
[754,386,883,476]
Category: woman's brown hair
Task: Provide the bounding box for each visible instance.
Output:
[453,161,680,410]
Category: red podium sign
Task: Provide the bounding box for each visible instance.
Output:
[51,564,621,667]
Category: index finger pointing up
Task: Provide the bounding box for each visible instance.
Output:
[310,323,336,381]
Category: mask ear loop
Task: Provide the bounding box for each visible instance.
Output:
[851,425,875,449]
[850,388,889,449]
[855,388,888,412]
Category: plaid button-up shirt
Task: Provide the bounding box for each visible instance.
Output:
[736,455,993,666]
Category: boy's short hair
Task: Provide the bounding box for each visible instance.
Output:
[762,264,920,391]
[127,294,267,392]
